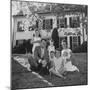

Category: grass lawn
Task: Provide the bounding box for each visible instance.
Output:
[11,53,88,89]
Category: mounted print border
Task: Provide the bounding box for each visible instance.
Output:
[11,0,88,89]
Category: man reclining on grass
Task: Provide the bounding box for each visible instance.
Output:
[28,39,49,75]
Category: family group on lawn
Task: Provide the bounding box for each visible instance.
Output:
[25,28,79,79]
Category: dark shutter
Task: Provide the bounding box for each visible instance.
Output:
[78,36,81,46]
[65,18,67,28]
[77,17,80,27]
[36,21,38,28]
[57,19,59,28]
[69,17,72,28]
[43,20,45,29]
[16,40,18,46]
[50,19,53,29]
[70,36,72,50]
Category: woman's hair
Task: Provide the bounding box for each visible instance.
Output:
[55,48,61,56]
[49,39,54,45]
[34,29,41,37]
[55,48,60,52]
[61,39,67,45]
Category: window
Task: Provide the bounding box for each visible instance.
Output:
[69,16,80,28]
[43,19,53,30]
[17,21,24,32]
[70,36,81,50]
[72,37,78,49]
[57,18,67,28]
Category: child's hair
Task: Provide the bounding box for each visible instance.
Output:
[61,39,67,44]
[49,39,54,45]
[50,39,54,42]
[55,48,61,56]
[34,29,41,37]
[50,51,55,54]
[56,48,60,51]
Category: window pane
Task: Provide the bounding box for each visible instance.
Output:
[59,18,67,28]
[17,21,24,32]
[72,43,78,48]
[45,19,50,29]
[73,37,78,42]
[43,19,53,30]
[72,36,78,49]
[69,16,80,28]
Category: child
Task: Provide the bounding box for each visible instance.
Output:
[48,40,55,58]
[49,51,56,69]
[49,50,65,79]
[31,30,41,56]
[61,40,79,72]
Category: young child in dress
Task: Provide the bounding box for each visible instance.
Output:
[31,30,41,56]
[48,40,55,59]
[61,40,79,73]
[49,50,65,79]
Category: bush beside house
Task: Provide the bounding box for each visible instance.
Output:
[73,41,87,53]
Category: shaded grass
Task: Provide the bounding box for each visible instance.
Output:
[11,53,88,89]
[43,53,88,86]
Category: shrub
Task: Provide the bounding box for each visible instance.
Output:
[73,41,87,53]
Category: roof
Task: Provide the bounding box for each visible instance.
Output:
[13,5,87,17]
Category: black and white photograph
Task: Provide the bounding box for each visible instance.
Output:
[11,0,88,89]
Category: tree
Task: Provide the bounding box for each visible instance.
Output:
[12,1,48,31]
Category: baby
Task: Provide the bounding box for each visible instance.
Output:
[48,40,55,58]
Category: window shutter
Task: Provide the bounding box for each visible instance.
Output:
[77,17,80,27]
[50,19,53,29]
[43,20,45,29]
[65,18,67,28]
[57,19,59,28]
[36,21,38,28]
[78,36,81,46]
[70,36,72,50]
[69,17,72,28]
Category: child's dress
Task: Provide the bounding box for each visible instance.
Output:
[61,48,79,72]
[54,57,64,73]
[32,36,41,55]
[50,56,64,74]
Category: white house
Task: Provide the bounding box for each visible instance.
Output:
[12,10,87,50]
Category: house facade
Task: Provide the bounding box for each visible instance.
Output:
[12,10,87,50]
[37,11,87,50]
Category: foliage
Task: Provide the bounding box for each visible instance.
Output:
[73,41,87,53]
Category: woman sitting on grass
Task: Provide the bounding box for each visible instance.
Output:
[61,40,79,73]
[49,49,65,79]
